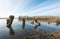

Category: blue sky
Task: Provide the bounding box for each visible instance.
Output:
[0,0,60,17]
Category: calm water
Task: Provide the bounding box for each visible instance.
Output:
[0,19,60,39]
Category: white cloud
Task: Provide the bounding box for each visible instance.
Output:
[0,0,11,17]
[26,2,60,16]
[0,0,60,18]
[0,0,31,17]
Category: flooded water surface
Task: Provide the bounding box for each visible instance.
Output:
[0,19,60,39]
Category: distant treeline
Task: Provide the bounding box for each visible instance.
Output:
[0,18,7,19]
[0,18,18,19]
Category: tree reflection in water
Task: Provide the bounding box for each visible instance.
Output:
[56,24,59,26]
[22,21,25,30]
[30,18,41,29]
[7,26,14,35]
[22,18,25,30]
[34,24,40,29]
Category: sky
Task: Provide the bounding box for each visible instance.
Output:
[0,0,60,18]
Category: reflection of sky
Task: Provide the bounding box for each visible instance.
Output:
[0,0,60,17]
[0,19,60,39]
